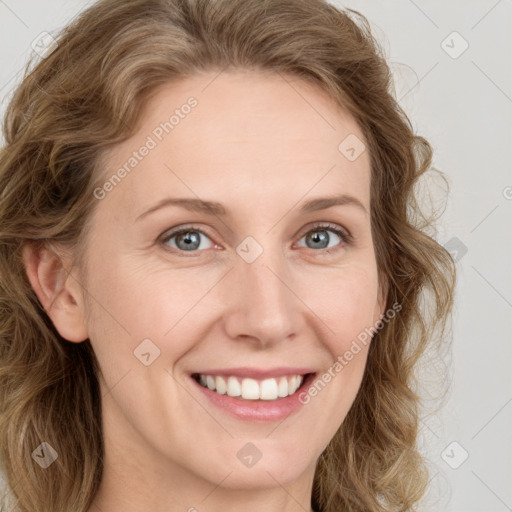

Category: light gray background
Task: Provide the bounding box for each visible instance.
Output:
[1,1,511,511]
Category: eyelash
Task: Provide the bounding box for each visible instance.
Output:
[159,222,353,256]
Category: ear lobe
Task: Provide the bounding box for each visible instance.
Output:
[21,241,89,343]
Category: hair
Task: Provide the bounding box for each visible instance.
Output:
[0,0,456,511]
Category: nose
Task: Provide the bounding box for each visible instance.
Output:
[222,244,302,348]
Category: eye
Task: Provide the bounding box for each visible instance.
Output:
[159,223,353,255]
[296,223,353,254]
[161,226,215,253]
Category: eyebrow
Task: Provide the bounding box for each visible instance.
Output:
[135,193,367,221]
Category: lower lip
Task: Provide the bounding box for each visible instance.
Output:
[191,373,316,422]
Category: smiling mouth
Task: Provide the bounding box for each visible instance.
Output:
[191,372,315,401]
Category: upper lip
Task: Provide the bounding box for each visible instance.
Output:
[192,367,316,379]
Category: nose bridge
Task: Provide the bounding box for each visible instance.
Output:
[225,234,299,343]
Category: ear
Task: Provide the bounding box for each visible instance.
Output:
[21,241,89,343]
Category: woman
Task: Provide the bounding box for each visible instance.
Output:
[0,0,456,511]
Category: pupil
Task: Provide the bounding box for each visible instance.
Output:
[309,230,327,248]
[180,231,199,249]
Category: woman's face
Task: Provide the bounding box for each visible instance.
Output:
[75,70,385,502]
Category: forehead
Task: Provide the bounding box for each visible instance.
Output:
[96,69,371,220]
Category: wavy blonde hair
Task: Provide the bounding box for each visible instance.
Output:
[0,0,456,511]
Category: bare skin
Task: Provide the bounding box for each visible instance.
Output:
[23,69,386,512]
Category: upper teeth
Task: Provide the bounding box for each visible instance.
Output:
[198,374,305,400]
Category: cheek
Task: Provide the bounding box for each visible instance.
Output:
[83,252,188,333]
[82,255,222,372]
[304,263,380,351]
[83,242,380,366]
